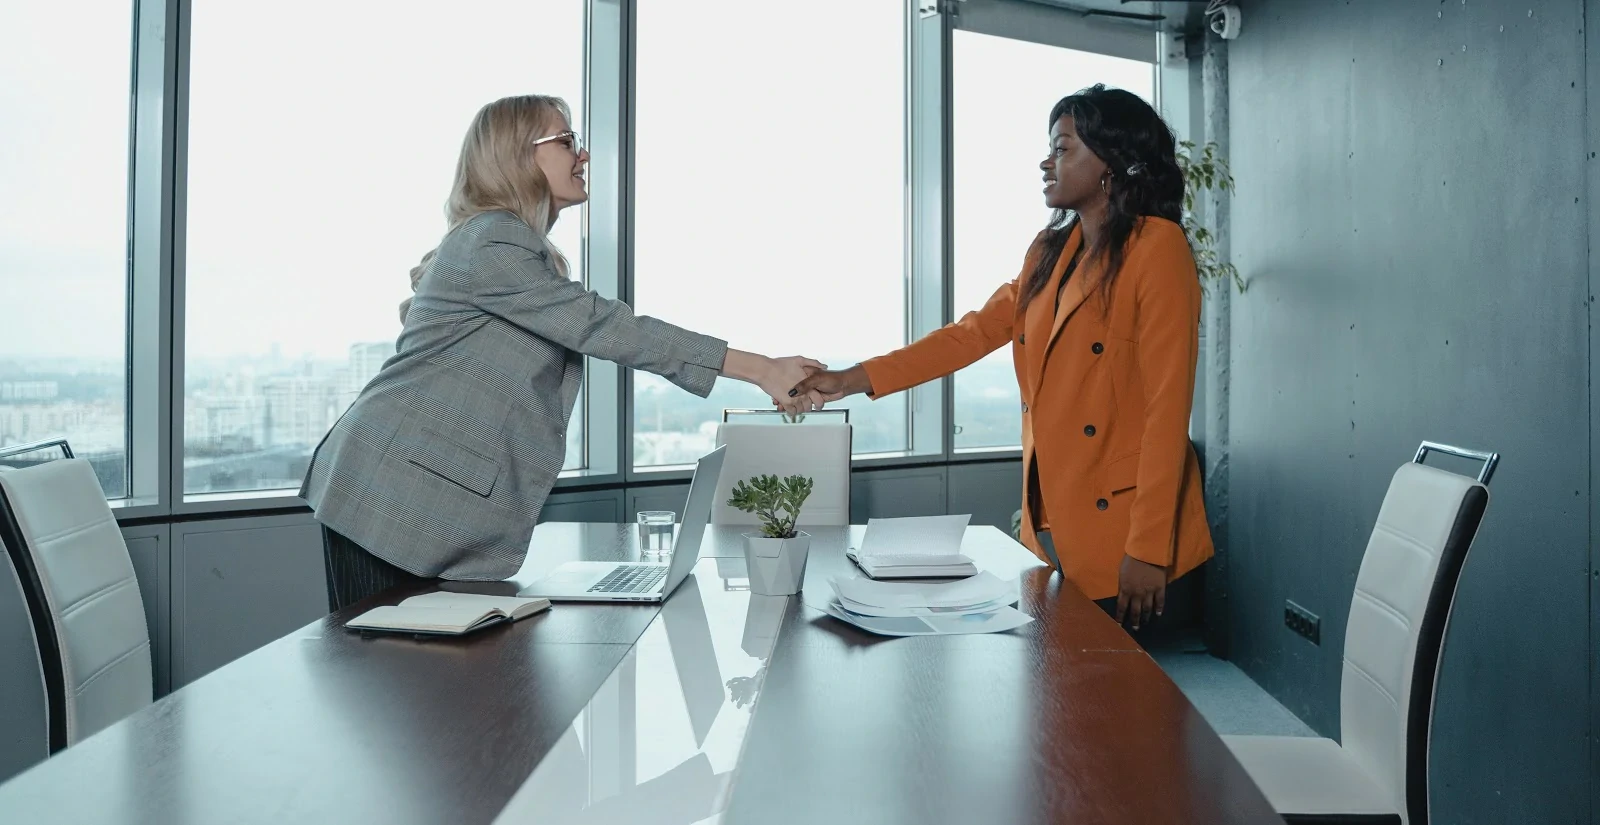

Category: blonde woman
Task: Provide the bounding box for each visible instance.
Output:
[302,95,824,611]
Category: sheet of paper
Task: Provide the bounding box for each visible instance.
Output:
[402,592,538,613]
[857,514,971,558]
[826,595,1018,619]
[346,604,495,633]
[854,554,975,568]
[809,589,1016,619]
[821,600,1034,637]
[830,571,1015,611]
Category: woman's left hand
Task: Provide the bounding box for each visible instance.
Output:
[1116,555,1167,630]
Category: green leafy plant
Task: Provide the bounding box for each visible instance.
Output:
[1177,139,1243,294]
[727,474,814,539]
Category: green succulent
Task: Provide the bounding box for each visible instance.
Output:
[727,474,814,539]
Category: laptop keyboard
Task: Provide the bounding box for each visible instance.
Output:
[588,564,668,594]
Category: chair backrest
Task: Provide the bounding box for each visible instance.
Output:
[0,439,75,467]
[0,515,51,781]
[0,458,152,751]
[1340,444,1493,825]
[710,422,851,527]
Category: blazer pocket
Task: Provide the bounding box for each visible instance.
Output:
[1103,451,1140,495]
[409,427,501,498]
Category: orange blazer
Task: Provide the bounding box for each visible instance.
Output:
[862,217,1213,600]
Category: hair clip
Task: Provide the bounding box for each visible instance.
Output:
[1125,163,1147,177]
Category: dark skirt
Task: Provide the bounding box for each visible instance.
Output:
[1037,529,1204,645]
[320,525,430,613]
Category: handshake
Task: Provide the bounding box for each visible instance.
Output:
[751,355,875,416]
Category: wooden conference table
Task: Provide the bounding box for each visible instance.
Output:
[0,523,1282,824]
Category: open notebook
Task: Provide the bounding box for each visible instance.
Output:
[846,514,977,579]
[345,591,552,636]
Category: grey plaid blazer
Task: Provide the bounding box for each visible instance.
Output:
[300,210,728,580]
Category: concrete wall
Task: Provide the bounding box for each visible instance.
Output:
[1223,1,1592,822]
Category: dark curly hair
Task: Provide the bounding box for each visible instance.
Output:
[1018,84,1185,310]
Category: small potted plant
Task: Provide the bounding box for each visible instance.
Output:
[727,473,814,595]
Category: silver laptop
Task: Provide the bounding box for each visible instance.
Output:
[517,445,725,602]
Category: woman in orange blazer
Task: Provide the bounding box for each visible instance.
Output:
[794,84,1212,630]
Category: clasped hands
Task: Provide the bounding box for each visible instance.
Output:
[755,359,874,416]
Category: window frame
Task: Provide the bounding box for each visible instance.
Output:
[941,0,1160,460]
[158,0,612,514]
[623,0,922,480]
[112,0,181,519]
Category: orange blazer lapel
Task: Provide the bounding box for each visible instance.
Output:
[1025,227,1085,394]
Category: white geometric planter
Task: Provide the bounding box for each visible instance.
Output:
[742,531,810,596]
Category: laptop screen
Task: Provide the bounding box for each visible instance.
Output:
[659,445,726,595]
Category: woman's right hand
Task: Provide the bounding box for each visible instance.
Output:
[791,365,872,402]
[721,350,827,414]
[760,356,827,413]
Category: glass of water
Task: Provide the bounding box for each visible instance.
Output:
[637,510,676,560]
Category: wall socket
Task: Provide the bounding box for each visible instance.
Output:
[1284,599,1321,645]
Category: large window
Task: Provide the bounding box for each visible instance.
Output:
[4,1,1174,508]
[182,1,587,494]
[630,0,908,469]
[951,31,1154,451]
[0,2,135,497]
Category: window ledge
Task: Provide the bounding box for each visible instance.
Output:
[107,496,161,511]
[107,497,165,522]
[178,489,309,516]
[950,447,1024,462]
[107,451,1022,524]
[556,466,619,482]
[552,467,625,490]
[630,450,954,477]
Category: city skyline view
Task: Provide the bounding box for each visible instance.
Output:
[0,345,1024,496]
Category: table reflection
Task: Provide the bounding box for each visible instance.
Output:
[494,559,788,825]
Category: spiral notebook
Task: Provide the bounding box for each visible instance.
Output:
[345,591,552,636]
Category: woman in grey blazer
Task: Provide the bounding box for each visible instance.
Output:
[301,94,824,610]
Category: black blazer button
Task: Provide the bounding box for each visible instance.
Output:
[1091,342,1104,354]
[1096,498,1108,511]
[1084,425,1096,437]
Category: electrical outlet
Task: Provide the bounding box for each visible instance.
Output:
[1284,599,1321,645]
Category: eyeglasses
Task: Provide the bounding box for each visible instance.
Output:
[532,130,584,156]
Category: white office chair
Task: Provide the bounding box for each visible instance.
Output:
[0,500,51,780]
[0,458,153,752]
[710,412,851,527]
[1223,442,1495,825]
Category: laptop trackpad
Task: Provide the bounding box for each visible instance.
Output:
[517,567,598,596]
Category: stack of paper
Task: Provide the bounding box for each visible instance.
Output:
[818,571,1033,637]
[845,514,978,579]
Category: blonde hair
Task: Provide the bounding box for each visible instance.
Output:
[403,94,574,318]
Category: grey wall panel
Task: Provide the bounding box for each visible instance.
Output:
[1226,2,1589,822]
[850,466,947,522]
[171,514,325,689]
[538,490,624,524]
[945,460,1022,531]
[120,525,171,698]
[627,484,690,521]
[1587,2,1600,818]
[0,545,47,785]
